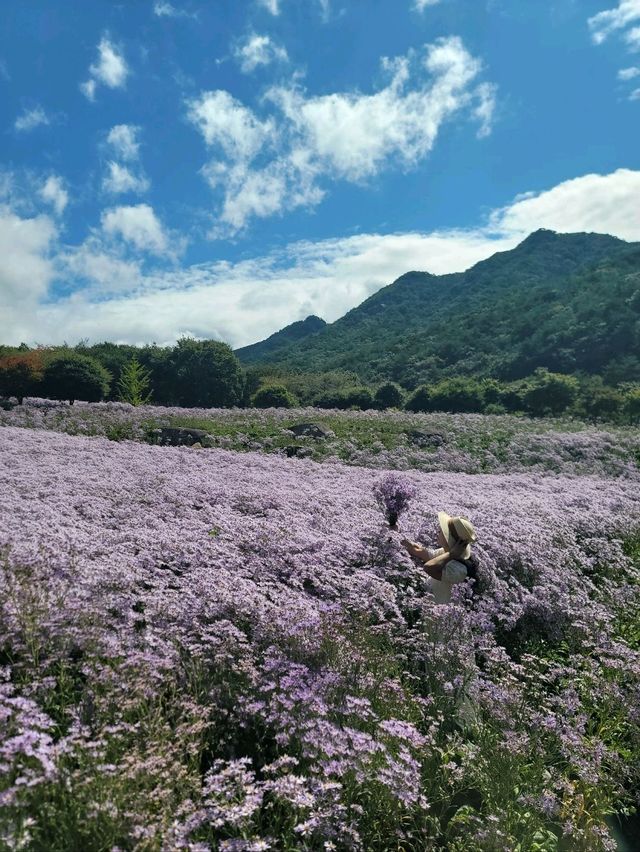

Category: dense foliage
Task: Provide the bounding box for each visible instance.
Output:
[252,384,299,408]
[41,353,111,405]
[1,418,639,850]
[234,231,640,388]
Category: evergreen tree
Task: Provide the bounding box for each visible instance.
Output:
[117,356,153,406]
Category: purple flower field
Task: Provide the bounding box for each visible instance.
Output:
[2,398,639,478]
[1,420,640,850]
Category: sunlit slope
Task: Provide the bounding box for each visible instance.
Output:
[237,230,639,385]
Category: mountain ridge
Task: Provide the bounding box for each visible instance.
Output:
[235,230,640,387]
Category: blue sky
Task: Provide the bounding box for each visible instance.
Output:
[1,0,639,347]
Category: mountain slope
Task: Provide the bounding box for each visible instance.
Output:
[237,231,640,386]
[236,315,326,364]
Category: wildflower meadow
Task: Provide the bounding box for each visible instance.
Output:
[1,404,640,850]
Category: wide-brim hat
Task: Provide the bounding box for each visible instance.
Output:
[438,511,477,560]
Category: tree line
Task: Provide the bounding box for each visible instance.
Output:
[1,340,639,423]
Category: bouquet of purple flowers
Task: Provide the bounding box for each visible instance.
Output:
[373,472,416,529]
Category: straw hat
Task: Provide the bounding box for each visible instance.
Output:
[438,511,477,560]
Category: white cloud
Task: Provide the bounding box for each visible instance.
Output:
[61,240,142,295]
[630,86,640,97]
[618,65,640,78]
[80,79,97,101]
[103,162,150,195]
[488,169,640,242]
[5,168,639,348]
[187,90,275,161]
[189,38,495,233]
[0,206,57,340]
[39,176,69,216]
[588,0,640,43]
[625,24,640,47]
[233,34,288,73]
[14,106,49,132]
[257,0,280,14]
[101,204,171,255]
[81,36,129,100]
[107,124,141,160]
[154,1,185,16]
[414,0,442,10]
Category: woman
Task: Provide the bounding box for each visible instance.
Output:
[400,512,478,604]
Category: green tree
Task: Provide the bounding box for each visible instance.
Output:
[373,382,405,410]
[117,356,153,406]
[252,384,299,408]
[42,354,111,404]
[429,377,485,413]
[624,388,640,424]
[168,338,245,408]
[521,369,579,416]
[405,385,432,413]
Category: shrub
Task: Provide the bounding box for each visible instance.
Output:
[0,351,48,404]
[252,384,299,408]
[42,354,111,405]
[405,384,432,412]
[373,382,405,410]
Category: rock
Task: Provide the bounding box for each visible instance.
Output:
[406,430,446,448]
[286,422,331,439]
[0,398,16,411]
[191,442,203,449]
[155,427,212,447]
[284,445,313,458]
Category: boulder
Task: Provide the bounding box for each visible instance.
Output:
[284,445,313,458]
[406,430,446,448]
[154,427,214,447]
[286,422,331,439]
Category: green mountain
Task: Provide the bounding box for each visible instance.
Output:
[236,230,640,387]
[236,314,326,364]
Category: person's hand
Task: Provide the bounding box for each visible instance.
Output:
[401,539,425,559]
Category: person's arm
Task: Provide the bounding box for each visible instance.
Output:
[401,539,468,582]
[401,539,448,580]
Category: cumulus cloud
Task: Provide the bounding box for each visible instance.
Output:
[5,168,639,348]
[187,90,275,161]
[626,24,640,47]
[0,206,57,340]
[189,38,496,233]
[618,65,640,78]
[81,36,129,100]
[414,0,442,10]
[257,0,280,14]
[101,204,171,255]
[488,169,640,242]
[39,176,69,216]
[107,124,141,160]
[103,162,150,195]
[233,34,288,73]
[14,106,49,132]
[588,0,640,44]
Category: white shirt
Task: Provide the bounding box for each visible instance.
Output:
[425,547,468,604]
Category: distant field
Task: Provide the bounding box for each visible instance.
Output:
[2,398,639,476]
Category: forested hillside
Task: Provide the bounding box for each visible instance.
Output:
[236,230,640,388]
